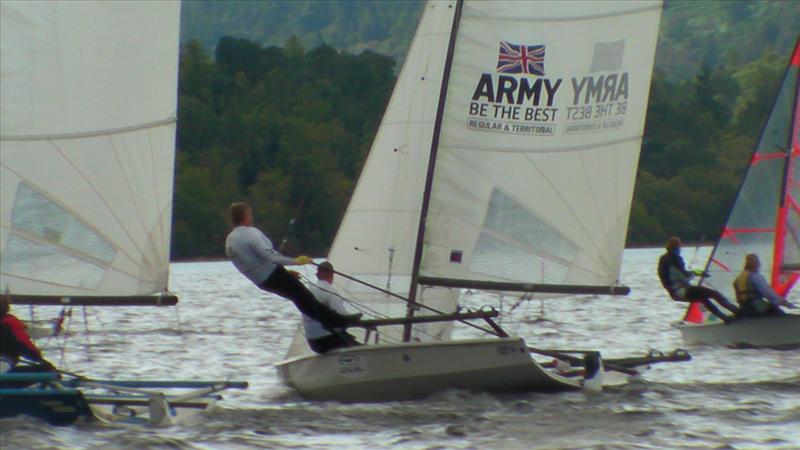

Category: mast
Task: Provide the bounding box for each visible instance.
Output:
[404,0,465,342]
[771,38,800,295]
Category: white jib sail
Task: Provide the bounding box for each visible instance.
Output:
[419,1,662,292]
[0,1,181,298]
[287,1,460,356]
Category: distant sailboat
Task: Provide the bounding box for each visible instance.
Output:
[675,37,800,349]
[277,0,685,401]
[0,1,247,425]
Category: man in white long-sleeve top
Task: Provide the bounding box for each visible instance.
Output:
[225,202,359,331]
[304,261,360,353]
[734,254,796,318]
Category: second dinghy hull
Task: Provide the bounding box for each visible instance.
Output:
[276,337,586,402]
[674,314,800,349]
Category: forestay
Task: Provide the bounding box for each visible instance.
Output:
[418,1,662,294]
[0,1,181,302]
[703,38,800,300]
[286,1,460,356]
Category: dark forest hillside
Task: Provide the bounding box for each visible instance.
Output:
[173,1,800,257]
[181,0,799,79]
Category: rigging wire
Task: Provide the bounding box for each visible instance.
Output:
[296,273,447,343]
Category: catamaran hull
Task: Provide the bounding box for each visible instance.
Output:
[675,314,800,349]
[275,338,585,402]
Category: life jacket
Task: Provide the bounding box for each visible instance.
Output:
[733,271,761,305]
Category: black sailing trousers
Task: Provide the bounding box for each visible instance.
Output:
[681,285,739,321]
[258,266,349,330]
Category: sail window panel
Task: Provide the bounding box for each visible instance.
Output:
[470,232,570,284]
[725,159,784,230]
[1,235,105,290]
[755,66,796,156]
[10,183,115,263]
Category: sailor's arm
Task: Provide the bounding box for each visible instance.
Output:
[312,285,349,315]
[751,273,793,307]
[249,228,299,266]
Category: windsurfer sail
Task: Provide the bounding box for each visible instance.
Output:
[701,36,800,306]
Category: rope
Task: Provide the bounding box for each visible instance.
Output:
[296,273,448,343]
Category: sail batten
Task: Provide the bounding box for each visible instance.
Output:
[418,276,630,295]
[0,118,176,141]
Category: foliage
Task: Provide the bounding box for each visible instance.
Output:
[173,1,800,257]
[180,0,424,65]
[181,0,799,79]
[173,38,394,257]
[631,51,787,244]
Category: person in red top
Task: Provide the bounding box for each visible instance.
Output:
[1,296,54,373]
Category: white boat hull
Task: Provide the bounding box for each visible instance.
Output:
[87,396,218,426]
[276,337,588,402]
[675,314,800,349]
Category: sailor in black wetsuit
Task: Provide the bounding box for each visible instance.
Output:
[658,237,739,323]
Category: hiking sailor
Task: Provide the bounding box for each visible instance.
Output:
[0,296,56,376]
[658,236,739,323]
[734,254,796,318]
[304,261,360,354]
[225,202,361,332]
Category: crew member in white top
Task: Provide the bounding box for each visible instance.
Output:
[305,262,360,353]
[225,202,359,331]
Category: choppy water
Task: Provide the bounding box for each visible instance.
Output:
[2,248,799,449]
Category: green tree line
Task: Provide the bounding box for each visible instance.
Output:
[173,37,394,257]
[173,35,792,258]
[180,0,799,81]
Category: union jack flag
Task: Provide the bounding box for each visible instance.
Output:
[496,41,545,75]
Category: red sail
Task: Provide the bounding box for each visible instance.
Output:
[772,38,800,296]
[703,37,800,300]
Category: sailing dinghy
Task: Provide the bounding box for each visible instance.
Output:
[277,0,689,402]
[675,38,800,349]
[0,1,247,423]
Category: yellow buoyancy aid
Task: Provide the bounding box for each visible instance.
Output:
[733,271,761,304]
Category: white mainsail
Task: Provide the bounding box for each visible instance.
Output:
[418,1,662,293]
[287,0,662,353]
[287,1,460,355]
[0,1,181,304]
